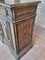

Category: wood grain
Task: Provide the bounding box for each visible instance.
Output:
[21,25,45,60]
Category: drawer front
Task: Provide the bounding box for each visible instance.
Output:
[16,17,35,53]
[15,7,36,20]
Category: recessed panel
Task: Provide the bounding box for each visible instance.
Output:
[16,18,33,52]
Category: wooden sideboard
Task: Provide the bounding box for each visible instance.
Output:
[0,1,41,60]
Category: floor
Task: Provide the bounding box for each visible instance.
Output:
[21,25,45,60]
[33,25,45,46]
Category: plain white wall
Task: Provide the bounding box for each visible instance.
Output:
[5,0,15,4]
[20,0,32,3]
[33,0,45,28]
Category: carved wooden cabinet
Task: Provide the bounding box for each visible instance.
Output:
[0,1,40,60]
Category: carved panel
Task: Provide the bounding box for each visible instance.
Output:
[16,18,33,52]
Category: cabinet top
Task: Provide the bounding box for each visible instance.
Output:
[0,1,41,9]
[10,1,41,8]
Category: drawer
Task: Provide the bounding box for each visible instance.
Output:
[15,7,36,20]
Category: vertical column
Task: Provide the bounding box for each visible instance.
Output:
[6,21,14,49]
[9,23,16,50]
[1,23,7,39]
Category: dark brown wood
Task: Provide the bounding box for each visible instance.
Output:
[0,1,41,60]
[11,1,40,54]
[0,0,4,3]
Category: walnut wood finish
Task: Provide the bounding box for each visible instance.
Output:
[0,1,41,60]
[11,1,40,54]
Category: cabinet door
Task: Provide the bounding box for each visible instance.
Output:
[15,17,35,53]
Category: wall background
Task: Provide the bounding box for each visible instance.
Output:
[20,0,32,3]
[33,0,45,28]
[5,0,15,4]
